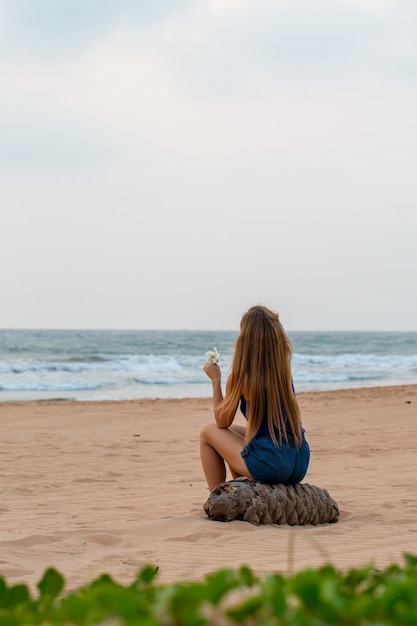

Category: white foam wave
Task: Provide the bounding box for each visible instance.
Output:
[294,372,386,384]
[0,380,107,392]
[1,339,416,400]
[293,352,417,370]
[0,354,189,375]
[130,375,205,386]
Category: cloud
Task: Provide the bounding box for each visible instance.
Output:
[1,0,417,329]
[0,101,121,168]
[0,0,192,60]
[2,23,416,172]
[3,0,416,81]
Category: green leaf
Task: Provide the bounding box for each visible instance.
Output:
[260,574,287,618]
[238,565,258,587]
[37,568,64,602]
[291,569,321,607]
[139,565,159,586]
[6,584,31,608]
[404,553,417,569]
[204,568,239,604]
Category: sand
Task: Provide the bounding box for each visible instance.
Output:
[1,385,417,591]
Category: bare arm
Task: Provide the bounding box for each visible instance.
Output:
[203,363,236,428]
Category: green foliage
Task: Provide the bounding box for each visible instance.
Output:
[1,555,417,625]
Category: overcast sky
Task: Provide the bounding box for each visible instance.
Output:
[1,0,417,330]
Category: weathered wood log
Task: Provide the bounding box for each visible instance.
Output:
[204,478,339,525]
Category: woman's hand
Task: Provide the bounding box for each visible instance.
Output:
[203,361,221,382]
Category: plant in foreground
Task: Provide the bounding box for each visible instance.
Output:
[0,554,417,625]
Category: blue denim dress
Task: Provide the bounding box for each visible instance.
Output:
[239,398,310,484]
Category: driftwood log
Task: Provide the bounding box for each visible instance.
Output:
[204,478,339,525]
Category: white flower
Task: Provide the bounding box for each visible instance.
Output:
[205,347,220,363]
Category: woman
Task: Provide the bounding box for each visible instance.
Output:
[200,305,310,492]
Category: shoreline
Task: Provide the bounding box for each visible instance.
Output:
[1,384,416,590]
[1,381,417,405]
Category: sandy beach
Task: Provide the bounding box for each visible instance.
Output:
[1,385,417,591]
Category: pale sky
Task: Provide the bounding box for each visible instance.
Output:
[1,0,417,330]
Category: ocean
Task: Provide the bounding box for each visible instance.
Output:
[0,329,416,402]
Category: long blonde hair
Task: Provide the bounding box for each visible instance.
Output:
[222,305,302,445]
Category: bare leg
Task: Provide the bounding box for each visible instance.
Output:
[228,424,247,478]
[200,422,252,491]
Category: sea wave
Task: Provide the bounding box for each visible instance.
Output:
[294,371,386,384]
[0,354,188,375]
[293,352,417,370]
[1,329,416,400]
[129,375,206,386]
[0,380,108,392]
